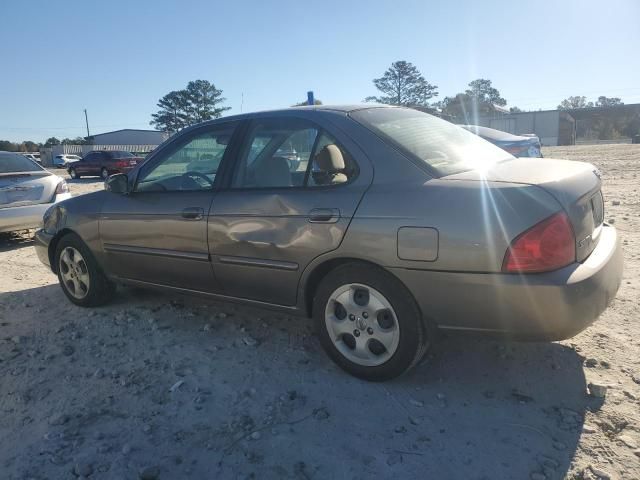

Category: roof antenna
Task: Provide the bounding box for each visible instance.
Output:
[240,93,244,113]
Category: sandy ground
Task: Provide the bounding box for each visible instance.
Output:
[0,147,639,480]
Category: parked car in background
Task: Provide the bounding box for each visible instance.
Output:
[22,153,41,164]
[68,150,143,180]
[460,125,542,158]
[0,151,71,233]
[53,154,82,168]
[35,106,621,381]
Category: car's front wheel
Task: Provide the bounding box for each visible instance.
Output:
[100,167,109,180]
[68,167,80,179]
[55,233,115,307]
[313,263,430,381]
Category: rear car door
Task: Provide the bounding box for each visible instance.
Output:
[99,121,239,292]
[208,115,372,306]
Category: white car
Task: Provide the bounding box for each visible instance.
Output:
[53,154,82,168]
[0,151,71,233]
[22,153,41,164]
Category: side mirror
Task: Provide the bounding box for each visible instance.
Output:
[105,173,130,194]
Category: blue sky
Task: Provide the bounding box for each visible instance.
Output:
[1,0,639,142]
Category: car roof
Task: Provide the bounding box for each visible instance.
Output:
[210,103,396,123]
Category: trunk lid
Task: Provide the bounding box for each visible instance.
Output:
[0,172,54,209]
[444,158,604,262]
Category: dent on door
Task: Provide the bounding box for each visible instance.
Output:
[208,186,369,306]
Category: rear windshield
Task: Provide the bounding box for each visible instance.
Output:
[107,150,134,158]
[351,108,513,176]
[0,152,44,173]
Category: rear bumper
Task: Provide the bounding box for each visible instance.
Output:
[392,224,623,340]
[0,194,71,233]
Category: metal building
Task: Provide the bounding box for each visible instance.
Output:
[86,129,168,146]
[476,110,575,146]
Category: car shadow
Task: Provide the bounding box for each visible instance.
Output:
[0,284,590,480]
[0,230,35,252]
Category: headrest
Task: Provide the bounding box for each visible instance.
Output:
[314,144,345,171]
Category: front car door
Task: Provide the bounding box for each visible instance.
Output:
[74,153,93,175]
[99,121,239,292]
[209,114,372,306]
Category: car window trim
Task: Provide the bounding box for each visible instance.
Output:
[131,120,242,194]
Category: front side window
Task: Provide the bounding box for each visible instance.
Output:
[351,107,513,176]
[135,123,236,192]
[232,118,357,189]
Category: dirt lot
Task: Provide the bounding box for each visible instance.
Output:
[1,146,639,480]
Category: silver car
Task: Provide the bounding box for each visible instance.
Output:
[33,106,622,381]
[0,152,71,233]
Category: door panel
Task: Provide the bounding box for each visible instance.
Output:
[99,121,239,292]
[209,187,367,305]
[100,191,219,292]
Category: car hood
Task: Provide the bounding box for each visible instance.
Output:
[444,157,603,261]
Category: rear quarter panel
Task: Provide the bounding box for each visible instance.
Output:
[336,178,563,272]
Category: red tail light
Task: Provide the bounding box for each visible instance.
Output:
[115,160,128,168]
[502,212,575,273]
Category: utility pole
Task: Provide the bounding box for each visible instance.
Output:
[83,109,90,138]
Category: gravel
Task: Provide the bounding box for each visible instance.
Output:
[0,147,639,479]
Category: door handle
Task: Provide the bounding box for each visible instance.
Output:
[181,207,204,220]
[308,208,340,223]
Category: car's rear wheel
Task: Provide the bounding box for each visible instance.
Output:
[69,167,80,179]
[313,263,430,381]
[101,167,109,180]
[55,233,115,307]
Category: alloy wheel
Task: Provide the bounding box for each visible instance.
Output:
[324,283,400,367]
[59,247,90,299]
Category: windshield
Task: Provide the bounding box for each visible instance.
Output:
[0,152,45,173]
[351,108,513,176]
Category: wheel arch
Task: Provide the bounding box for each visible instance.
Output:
[48,228,78,273]
[302,257,400,318]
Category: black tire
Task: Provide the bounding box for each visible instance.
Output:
[55,232,115,307]
[313,263,431,381]
[100,167,109,180]
[69,167,80,179]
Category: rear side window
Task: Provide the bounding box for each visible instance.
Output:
[352,108,513,176]
[232,118,357,189]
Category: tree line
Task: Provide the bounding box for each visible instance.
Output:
[2,63,636,150]
[149,60,634,135]
[0,136,89,153]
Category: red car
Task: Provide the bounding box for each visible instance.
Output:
[68,150,143,180]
